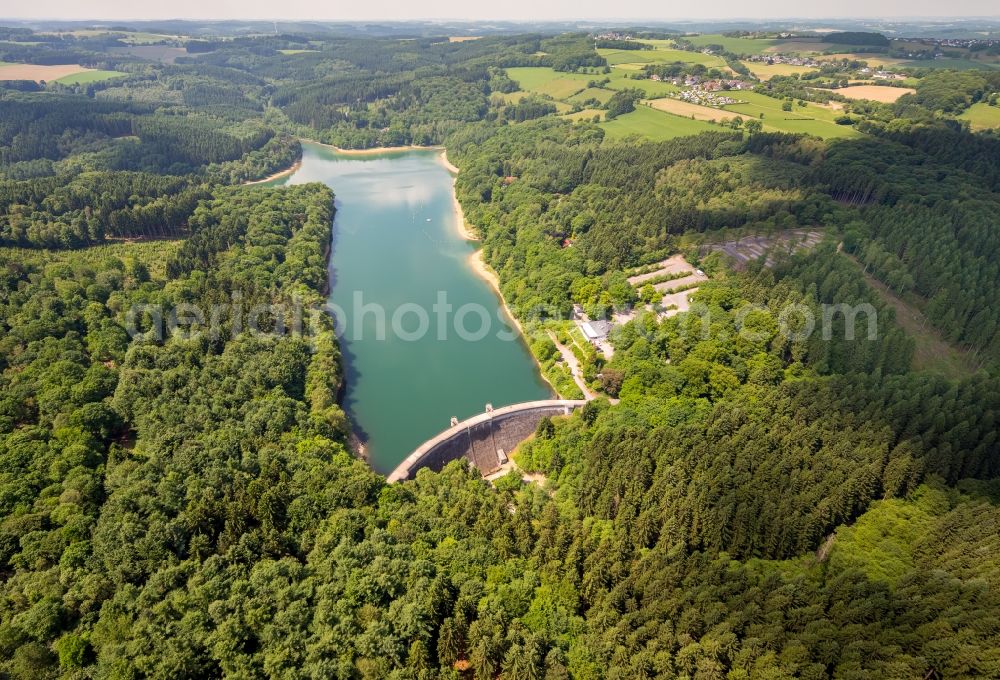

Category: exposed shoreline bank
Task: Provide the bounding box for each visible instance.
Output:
[438,148,460,174]
[441,152,478,242]
[243,158,302,185]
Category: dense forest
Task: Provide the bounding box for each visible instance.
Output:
[1,21,1000,678]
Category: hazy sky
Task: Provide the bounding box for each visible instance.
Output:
[2,0,997,21]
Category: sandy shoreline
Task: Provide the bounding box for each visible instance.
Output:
[467,249,525,336]
[306,139,447,156]
[443,153,479,242]
[243,159,302,185]
[438,149,460,174]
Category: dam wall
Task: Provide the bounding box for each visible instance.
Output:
[386,400,587,482]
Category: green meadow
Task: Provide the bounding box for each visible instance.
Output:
[600,105,721,141]
[507,66,680,102]
[607,73,681,97]
[959,102,1000,130]
[506,66,858,141]
[55,70,128,85]
[679,33,778,55]
[505,67,593,99]
[599,46,728,69]
[723,91,862,139]
[567,86,614,104]
[904,57,1000,71]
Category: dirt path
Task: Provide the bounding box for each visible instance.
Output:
[547,331,598,400]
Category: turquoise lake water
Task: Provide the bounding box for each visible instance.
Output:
[271,142,551,473]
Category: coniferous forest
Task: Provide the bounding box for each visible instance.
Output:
[1,19,1000,679]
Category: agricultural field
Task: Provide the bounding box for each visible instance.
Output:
[741,60,819,80]
[647,97,753,123]
[680,33,778,55]
[607,74,681,97]
[835,85,916,102]
[599,46,728,70]
[759,38,884,55]
[958,102,1000,130]
[506,66,679,102]
[0,62,91,82]
[505,67,593,99]
[600,104,721,141]
[610,62,647,71]
[55,69,128,85]
[816,53,910,68]
[504,65,856,140]
[492,90,531,104]
[279,49,320,55]
[903,57,1000,70]
[562,108,604,122]
[721,90,862,138]
[491,87,571,113]
[567,86,614,104]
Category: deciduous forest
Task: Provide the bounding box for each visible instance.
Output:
[1,20,999,679]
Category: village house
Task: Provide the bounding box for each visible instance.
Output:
[873,70,908,80]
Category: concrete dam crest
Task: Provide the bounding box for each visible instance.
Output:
[386,400,587,482]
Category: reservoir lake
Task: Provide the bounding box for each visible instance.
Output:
[269,141,552,473]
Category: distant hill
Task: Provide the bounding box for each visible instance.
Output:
[824,31,890,46]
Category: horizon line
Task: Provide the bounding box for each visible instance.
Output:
[3,15,1000,23]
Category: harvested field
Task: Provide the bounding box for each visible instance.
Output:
[647,97,754,123]
[0,63,90,82]
[835,85,915,102]
[449,36,482,42]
